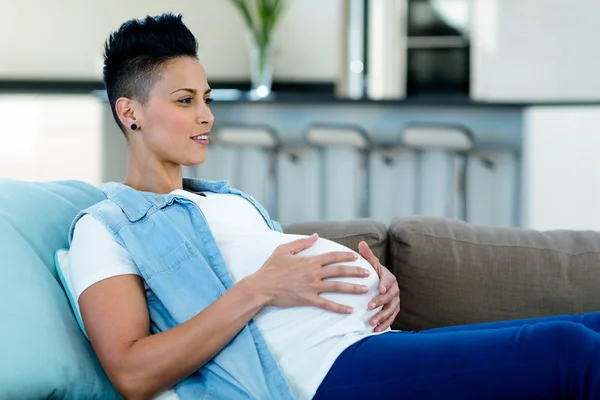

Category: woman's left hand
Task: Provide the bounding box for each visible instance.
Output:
[358,241,400,332]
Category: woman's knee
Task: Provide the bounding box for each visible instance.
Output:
[532,321,598,364]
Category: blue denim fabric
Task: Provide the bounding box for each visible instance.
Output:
[315,313,600,399]
[68,178,294,400]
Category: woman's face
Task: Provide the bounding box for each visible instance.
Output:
[135,56,214,166]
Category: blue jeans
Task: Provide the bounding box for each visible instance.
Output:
[314,313,600,399]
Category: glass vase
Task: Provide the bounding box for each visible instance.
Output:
[247,32,274,99]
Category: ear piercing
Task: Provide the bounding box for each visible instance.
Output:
[130,123,138,130]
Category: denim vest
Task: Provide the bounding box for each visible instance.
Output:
[68,178,295,400]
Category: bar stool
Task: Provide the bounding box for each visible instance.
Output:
[276,143,322,223]
[368,140,418,223]
[400,123,474,220]
[466,149,520,227]
[304,123,371,221]
[199,123,280,219]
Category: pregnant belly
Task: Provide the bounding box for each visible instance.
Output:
[218,232,382,357]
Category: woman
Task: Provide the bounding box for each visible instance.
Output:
[66,13,600,400]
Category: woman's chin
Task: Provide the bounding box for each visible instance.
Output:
[181,154,207,167]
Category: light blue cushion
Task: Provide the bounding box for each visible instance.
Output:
[0,179,120,399]
[55,248,88,339]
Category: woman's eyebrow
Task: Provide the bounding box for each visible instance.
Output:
[171,88,197,95]
[170,88,212,95]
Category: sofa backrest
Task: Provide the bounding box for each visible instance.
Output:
[282,218,388,266]
[389,216,600,331]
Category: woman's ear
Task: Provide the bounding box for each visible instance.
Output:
[115,97,139,131]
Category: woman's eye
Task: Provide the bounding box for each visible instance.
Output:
[204,98,214,106]
[178,97,193,104]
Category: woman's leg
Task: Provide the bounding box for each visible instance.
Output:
[421,312,600,334]
[314,313,600,400]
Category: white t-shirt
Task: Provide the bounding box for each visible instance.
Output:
[67,190,387,400]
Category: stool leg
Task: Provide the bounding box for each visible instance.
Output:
[267,149,278,220]
[418,149,455,218]
[359,149,370,218]
[455,152,469,221]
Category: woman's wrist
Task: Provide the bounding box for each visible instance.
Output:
[238,273,272,309]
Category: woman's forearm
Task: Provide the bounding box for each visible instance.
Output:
[113,276,267,400]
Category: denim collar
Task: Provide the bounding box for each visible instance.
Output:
[99,178,232,222]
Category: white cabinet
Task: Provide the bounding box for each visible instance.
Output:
[471,0,600,102]
[522,106,600,231]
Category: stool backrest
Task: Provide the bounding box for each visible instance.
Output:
[215,126,279,149]
[401,124,474,152]
[305,124,370,149]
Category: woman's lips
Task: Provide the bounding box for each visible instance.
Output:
[191,131,210,146]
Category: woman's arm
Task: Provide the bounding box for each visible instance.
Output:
[79,273,264,400]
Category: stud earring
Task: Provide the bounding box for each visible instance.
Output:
[130,123,138,130]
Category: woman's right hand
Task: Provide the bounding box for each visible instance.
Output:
[249,234,371,314]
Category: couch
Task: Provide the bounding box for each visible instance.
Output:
[3,179,600,398]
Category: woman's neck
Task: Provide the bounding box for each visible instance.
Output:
[124,152,184,194]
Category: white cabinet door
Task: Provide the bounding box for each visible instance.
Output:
[471,0,600,101]
[522,106,600,231]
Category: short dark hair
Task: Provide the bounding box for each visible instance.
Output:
[103,13,198,134]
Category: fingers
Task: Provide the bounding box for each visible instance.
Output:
[374,308,399,332]
[309,295,354,314]
[370,300,400,330]
[378,283,387,295]
[359,241,384,277]
[358,241,375,261]
[378,266,396,295]
[358,241,378,266]
[318,281,369,295]
[368,285,397,310]
[280,233,319,255]
[314,251,359,266]
[320,265,371,279]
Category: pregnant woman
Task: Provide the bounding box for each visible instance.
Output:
[63,13,600,400]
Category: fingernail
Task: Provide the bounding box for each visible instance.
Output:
[369,302,376,309]
[361,286,368,293]
[364,269,370,276]
[311,233,318,237]
[346,307,353,314]
[353,254,359,260]
[374,319,379,326]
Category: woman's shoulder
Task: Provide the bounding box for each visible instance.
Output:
[68,215,141,299]
[70,215,130,263]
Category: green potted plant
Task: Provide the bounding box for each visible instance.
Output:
[229,0,285,98]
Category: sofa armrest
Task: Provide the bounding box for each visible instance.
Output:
[389,217,600,331]
[282,219,388,267]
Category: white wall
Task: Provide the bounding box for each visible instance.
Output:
[472,0,600,101]
[0,0,341,81]
[0,95,104,184]
[522,106,600,231]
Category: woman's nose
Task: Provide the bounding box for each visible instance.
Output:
[197,105,214,125]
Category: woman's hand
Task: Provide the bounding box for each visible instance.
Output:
[358,241,401,332]
[251,234,372,314]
